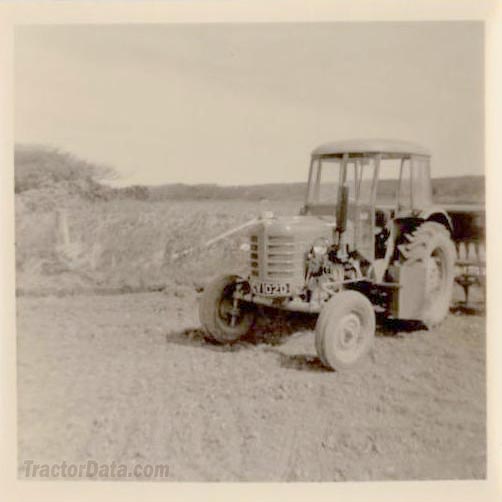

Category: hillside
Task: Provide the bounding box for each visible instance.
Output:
[148,177,484,204]
[15,145,149,211]
[15,145,484,207]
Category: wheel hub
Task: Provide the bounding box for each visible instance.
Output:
[338,313,361,350]
[218,296,242,327]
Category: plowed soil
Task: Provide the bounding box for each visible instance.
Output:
[17,288,486,481]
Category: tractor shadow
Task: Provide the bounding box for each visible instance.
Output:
[247,309,317,345]
[164,327,235,353]
[165,326,330,372]
[274,316,426,373]
[376,314,426,338]
[164,311,428,371]
[164,309,318,353]
[265,349,329,373]
[450,302,485,316]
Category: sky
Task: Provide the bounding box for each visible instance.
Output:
[14,22,484,186]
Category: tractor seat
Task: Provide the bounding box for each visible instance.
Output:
[374,207,393,259]
[375,207,393,232]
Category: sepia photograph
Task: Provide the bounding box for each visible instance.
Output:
[12,20,488,483]
[1,2,499,498]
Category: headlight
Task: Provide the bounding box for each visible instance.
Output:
[239,242,251,252]
[312,238,329,257]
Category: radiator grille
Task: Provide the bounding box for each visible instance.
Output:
[250,234,296,280]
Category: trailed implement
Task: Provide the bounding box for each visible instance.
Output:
[447,206,485,312]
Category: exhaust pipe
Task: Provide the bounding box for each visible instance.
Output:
[336,183,349,234]
[333,183,350,259]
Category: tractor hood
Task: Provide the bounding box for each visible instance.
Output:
[252,214,336,245]
[247,214,337,288]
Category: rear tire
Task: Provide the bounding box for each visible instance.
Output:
[199,274,256,343]
[315,290,376,371]
[399,222,455,327]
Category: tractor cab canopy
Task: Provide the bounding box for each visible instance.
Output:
[305,139,433,216]
[311,139,431,158]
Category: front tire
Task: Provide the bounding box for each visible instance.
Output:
[199,275,256,343]
[315,290,376,371]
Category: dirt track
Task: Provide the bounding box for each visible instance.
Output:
[17,288,485,481]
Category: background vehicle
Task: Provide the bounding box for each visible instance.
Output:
[199,139,484,371]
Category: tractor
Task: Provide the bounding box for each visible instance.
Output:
[198,139,457,371]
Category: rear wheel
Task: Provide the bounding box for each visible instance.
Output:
[315,290,376,371]
[199,274,256,343]
[399,222,455,327]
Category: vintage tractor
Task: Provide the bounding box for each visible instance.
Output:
[198,139,457,370]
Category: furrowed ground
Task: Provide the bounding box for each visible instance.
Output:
[17,291,485,481]
[16,197,486,481]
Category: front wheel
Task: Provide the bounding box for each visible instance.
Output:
[316,290,376,371]
[199,274,256,343]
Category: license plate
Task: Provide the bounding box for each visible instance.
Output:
[251,281,291,296]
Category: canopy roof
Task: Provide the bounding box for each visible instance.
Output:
[311,139,431,157]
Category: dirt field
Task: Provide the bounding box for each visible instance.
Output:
[17,287,486,481]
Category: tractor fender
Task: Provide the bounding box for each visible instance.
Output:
[417,206,453,234]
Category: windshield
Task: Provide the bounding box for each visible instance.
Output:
[305,154,431,211]
[307,158,342,204]
[306,157,374,208]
